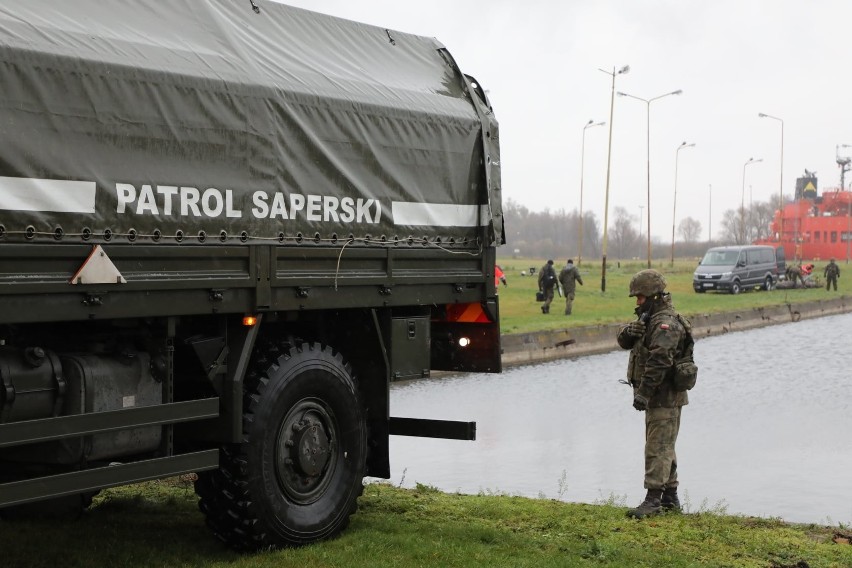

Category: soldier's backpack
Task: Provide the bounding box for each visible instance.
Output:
[672,314,698,391]
[542,266,557,287]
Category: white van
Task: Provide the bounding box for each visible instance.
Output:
[693,245,784,294]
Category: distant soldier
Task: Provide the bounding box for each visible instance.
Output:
[537,259,558,314]
[617,269,691,519]
[786,264,804,288]
[558,259,583,315]
[824,258,840,291]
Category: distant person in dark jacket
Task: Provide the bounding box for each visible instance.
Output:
[537,259,558,314]
[824,258,840,291]
[558,259,583,315]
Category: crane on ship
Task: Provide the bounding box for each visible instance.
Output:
[837,144,851,191]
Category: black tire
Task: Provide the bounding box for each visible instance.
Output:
[695,288,706,293]
[730,280,741,295]
[763,276,773,291]
[196,341,366,550]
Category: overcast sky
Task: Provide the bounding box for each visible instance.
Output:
[281,0,852,241]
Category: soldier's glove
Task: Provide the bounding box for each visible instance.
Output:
[625,320,646,338]
[632,393,649,412]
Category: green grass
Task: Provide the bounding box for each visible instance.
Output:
[6,479,851,568]
[6,257,848,566]
[497,257,845,334]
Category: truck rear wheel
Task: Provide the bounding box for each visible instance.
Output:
[196,341,366,550]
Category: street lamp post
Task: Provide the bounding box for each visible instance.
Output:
[740,157,762,243]
[839,144,852,264]
[618,88,683,268]
[598,65,629,292]
[578,119,605,267]
[670,141,695,265]
[758,113,784,238]
[708,184,712,244]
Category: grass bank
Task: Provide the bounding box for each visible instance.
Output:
[6,478,851,568]
[496,258,846,334]
[7,259,849,567]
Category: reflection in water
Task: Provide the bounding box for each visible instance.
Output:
[386,313,852,524]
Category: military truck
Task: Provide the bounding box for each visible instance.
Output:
[0,0,503,550]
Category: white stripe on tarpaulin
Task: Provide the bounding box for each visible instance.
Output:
[0,177,96,213]
[392,202,488,227]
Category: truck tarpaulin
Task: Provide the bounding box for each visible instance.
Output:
[0,0,503,245]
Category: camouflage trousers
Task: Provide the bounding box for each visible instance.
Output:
[644,406,682,490]
[563,292,576,315]
[826,275,838,291]
[542,287,555,312]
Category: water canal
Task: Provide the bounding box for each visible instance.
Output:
[385,312,852,525]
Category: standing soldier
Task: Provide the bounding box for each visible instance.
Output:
[616,269,691,519]
[824,258,840,291]
[537,259,558,314]
[558,259,584,315]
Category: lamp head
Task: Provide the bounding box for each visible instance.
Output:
[671,89,683,96]
[618,65,630,74]
[758,112,768,118]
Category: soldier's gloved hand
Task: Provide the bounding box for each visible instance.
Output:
[632,393,649,411]
[625,320,646,338]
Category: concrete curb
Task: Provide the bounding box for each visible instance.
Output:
[500,295,852,367]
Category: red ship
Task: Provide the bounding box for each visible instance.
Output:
[757,154,852,261]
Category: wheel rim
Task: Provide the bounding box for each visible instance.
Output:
[275,397,337,505]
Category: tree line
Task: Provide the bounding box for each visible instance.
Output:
[503,198,780,261]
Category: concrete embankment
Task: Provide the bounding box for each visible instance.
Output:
[500,295,852,367]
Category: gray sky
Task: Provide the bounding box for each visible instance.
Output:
[281,0,852,241]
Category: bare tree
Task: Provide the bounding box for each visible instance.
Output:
[748,201,775,242]
[611,206,640,259]
[678,217,702,244]
[720,208,745,244]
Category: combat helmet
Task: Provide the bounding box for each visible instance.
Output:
[628,269,667,297]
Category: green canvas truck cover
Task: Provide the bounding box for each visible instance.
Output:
[0,0,503,245]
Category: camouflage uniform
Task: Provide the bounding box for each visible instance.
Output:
[786,265,804,288]
[558,260,583,315]
[824,259,840,291]
[616,269,690,518]
[538,260,557,314]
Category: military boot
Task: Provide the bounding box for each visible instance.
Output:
[661,487,681,513]
[626,489,663,519]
